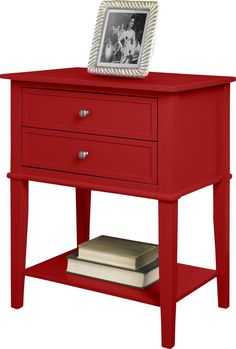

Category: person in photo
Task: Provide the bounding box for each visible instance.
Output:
[118,16,136,63]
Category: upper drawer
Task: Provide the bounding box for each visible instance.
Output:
[22,89,157,140]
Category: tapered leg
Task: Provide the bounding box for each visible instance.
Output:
[11,180,29,309]
[159,200,178,349]
[76,188,91,245]
[213,180,230,308]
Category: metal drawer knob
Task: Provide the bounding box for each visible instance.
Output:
[78,150,89,160]
[79,109,90,118]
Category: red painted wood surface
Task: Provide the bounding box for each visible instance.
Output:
[8,174,232,206]
[22,88,158,140]
[25,249,217,307]
[0,67,235,92]
[213,83,230,309]
[22,127,158,184]
[11,180,28,309]
[11,81,22,170]
[76,188,91,245]
[1,68,234,348]
[157,85,231,195]
[9,76,232,201]
[214,177,230,308]
[159,201,178,348]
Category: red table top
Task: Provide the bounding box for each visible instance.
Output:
[0,67,235,93]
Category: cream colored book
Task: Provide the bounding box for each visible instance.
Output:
[67,253,159,288]
[78,235,158,270]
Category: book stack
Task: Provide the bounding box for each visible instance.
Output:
[66,235,159,288]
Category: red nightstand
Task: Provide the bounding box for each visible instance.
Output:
[1,68,235,348]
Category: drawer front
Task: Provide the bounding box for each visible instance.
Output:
[22,89,157,140]
[22,128,157,184]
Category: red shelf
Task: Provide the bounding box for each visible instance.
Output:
[25,250,217,307]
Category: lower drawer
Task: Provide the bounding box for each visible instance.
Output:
[22,128,158,184]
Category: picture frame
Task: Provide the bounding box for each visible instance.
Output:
[87,1,158,78]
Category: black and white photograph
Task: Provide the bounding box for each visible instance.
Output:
[97,10,148,67]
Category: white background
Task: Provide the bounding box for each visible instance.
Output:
[0,0,235,348]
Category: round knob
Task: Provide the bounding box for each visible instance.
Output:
[78,150,89,160]
[79,109,90,118]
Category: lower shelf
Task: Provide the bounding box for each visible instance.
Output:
[25,249,217,307]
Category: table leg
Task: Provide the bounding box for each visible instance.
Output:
[159,200,178,349]
[76,188,91,245]
[11,179,29,309]
[213,180,230,308]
